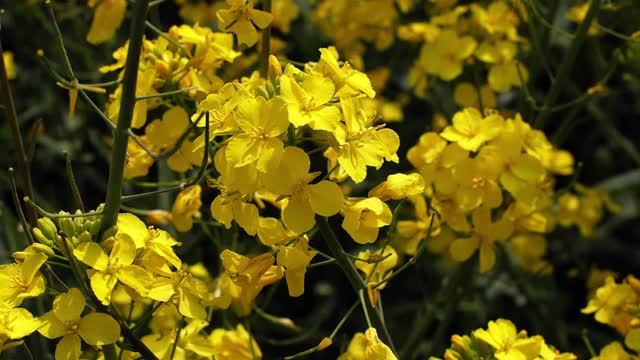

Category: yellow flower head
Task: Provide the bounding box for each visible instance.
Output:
[209,324,262,360]
[0,252,47,307]
[276,236,317,297]
[86,0,126,45]
[337,327,397,360]
[441,107,504,152]
[263,146,344,233]
[420,29,477,81]
[473,319,542,360]
[217,0,273,47]
[368,173,425,201]
[38,288,120,360]
[171,185,202,232]
[279,74,341,131]
[226,96,289,172]
[342,197,393,244]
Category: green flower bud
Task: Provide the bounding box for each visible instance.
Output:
[33,228,54,246]
[59,217,76,238]
[36,217,57,240]
[77,231,92,244]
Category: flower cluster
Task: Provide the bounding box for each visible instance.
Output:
[438,318,576,360]
[583,274,640,357]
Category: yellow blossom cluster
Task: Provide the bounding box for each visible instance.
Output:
[437,318,576,360]
[582,274,640,357]
[398,0,530,96]
[402,107,580,273]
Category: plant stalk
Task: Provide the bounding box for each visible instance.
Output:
[0,36,37,226]
[100,0,151,234]
[535,0,601,129]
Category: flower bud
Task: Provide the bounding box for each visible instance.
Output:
[101,225,118,242]
[77,231,92,244]
[32,228,53,246]
[317,337,332,351]
[59,217,76,238]
[36,217,57,240]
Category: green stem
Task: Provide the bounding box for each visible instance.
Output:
[259,0,272,78]
[316,216,397,355]
[64,152,85,212]
[0,36,37,226]
[8,168,35,246]
[101,0,151,234]
[535,0,601,129]
[103,344,118,360]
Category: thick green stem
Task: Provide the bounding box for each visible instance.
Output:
[0,36,37,226]
[100,0,151,234]
[259,0,272,78]
[535,0,601,129]
[316,216,397,355]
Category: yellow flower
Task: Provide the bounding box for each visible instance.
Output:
[143,319,215,359]
[471,1,521,40]
[73,234,153,305]
[209,146,260,235]
[146,270,212,320]
[0,304,42,350]
[337,327,397,360]
[317,47,376,98]
[449,206,513,272]
[263,146,344,233]
[556,184,620,237]
[145,107,190,149]
[219,250,283,316]
[475,41,529,92]
[393,195,442,256]
[356,247,398,306]
[510,233,552,274]
[342,197,392,244]
[333,97,400,183]
[123,136,157,179]
[209,324,262,360]
[368,173,425,201]
[421,29,477,81]
[473,319,542,360]
[171,185,202,232]
[453,82,496,109]
[38,288,120,360]
[226,96,289,172]
[0,252,47,307]
[592,341,635,360]
[581,276,636,326]
[86,0,126,45]
[452,156,503,211]
[217,0,273,47]
[440,108,504,152]
[257,217,298,247]
[271,0,299,33]
[279,74,341,131]
[276,236,317,297]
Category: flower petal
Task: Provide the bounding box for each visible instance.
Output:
[78,313,120,345]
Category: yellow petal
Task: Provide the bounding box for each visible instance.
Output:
[86,0,126,45]
[73,242,109,271]
[90,271,118,305]
[55,334,81,360]
[117,265,153,297]
[53,288,85,323]
[21,252,47,284]
[111,234,137,266]
[117,213,149,249]
[450,236,479,262]
[282,193,315,234]
[78,313,120,345]
[38,311,67,339]
[308,181,344,216]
